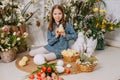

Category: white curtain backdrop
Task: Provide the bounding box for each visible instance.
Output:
[21,0,120,47]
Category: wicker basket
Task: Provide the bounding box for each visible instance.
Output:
[0,49,17,63]
[63,55,79,62]
[76,64,97,72]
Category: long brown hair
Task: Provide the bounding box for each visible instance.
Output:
[48,4,66,31]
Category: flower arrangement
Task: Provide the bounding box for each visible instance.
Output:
[27,63,64,80]
[62,0,120,39]
[76,53,98,66]
[0,25,28,52]
[82,8,120,40]
[76,53,98,72]
[0,0,38,27]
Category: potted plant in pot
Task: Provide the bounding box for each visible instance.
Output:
[0,0,40,53]
[0,26,28,62]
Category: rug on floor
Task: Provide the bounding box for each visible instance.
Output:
[15,54,93,75]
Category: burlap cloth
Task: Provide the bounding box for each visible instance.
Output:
[15,54,81,75]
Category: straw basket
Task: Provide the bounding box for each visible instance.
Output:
[76,64,97,72]
[63,55,79,62]
[0,49,17,63]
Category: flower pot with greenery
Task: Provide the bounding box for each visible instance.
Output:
[0,26,28,62]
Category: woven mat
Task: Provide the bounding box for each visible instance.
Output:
[15,55,81,75]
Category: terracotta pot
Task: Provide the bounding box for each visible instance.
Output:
[0,49,16,63]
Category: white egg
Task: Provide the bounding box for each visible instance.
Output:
[33,54,46,65]
[57,60,64,66]
[56,66,64,73]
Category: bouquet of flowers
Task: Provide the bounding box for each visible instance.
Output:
[27,63,64,80]
[81,7,120,40]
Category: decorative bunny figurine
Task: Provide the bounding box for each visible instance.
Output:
[86,37,97,57]
[72,32,86,53]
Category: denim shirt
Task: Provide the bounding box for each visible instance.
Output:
[44,22,77,59]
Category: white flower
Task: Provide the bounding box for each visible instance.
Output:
[5,16,11,21]
[13,32,16,35]
[1,1,8,6]
[73,0,77,3]
[17,23,22,26]
[17,37,21,41]
[74,23,77,26]
[8,47,11,49]
[7,44,10,46]
[0,4,5,9]
[101,29,105,32]
[9,2,12,5]
[94,61,98,64]
[1,39,5,44]
[18,3,24,10]
[2,49,4,52]
[23,32,28,38]
[15,9,21,14]
[5,49,8,52]
[12,43,15,47]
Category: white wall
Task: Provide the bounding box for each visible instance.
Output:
[105,0,120,47]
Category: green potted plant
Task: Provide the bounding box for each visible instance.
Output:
[0,26,28,62]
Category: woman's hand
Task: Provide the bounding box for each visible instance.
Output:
[60,31,66,38]
[55,28,60,38]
